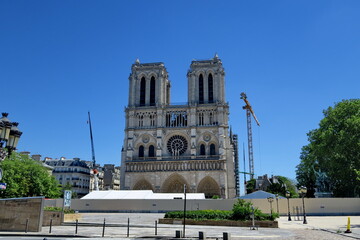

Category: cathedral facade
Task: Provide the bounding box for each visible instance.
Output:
[120,55,238,198]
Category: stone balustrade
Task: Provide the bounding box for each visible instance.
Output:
[125,159,225,172]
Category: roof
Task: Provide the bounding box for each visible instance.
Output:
[239,190,286,199]
[81,190,205,200]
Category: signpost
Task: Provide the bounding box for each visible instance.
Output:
[64,190,72,207]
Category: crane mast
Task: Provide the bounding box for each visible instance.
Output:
[240,92,260,180]
[88,111,99,191]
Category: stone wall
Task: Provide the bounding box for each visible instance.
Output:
[0,197,44,232]
[43,211,63,226]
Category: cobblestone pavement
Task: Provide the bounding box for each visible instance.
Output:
[0,213,359,239]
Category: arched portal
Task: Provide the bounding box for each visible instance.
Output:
[162,173,189,193]
[133,179,154,191]
[197,176,220,198]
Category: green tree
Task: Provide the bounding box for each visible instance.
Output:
[266,176,298,198]
[0,152,61,198]
[245,178,256,194]
[295,145,318,198]
[296,99,360,197]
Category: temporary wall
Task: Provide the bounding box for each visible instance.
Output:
[59,198,360,216]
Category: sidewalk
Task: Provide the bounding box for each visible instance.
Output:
[0,213,359,239]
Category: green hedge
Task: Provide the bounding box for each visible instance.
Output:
[44,206,75,214]
[164,199,279,221]
[165,210,232,220]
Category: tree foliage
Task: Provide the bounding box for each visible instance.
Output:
[0,152,61,198]
[266,176,298,198]
[245,178,256,194]
[296,99,360,197]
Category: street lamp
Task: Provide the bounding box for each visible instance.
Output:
[286,191,292,221]
[0,113,22,161]
[267,196,274,215]
[299,186,307,224]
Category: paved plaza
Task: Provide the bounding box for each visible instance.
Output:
[0,213,359,239]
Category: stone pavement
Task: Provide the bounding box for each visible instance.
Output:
[0,213,359,239]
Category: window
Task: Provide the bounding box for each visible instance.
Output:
[208,73,213,103]
[139,145,144,158]
[150,114,156,126]
[210,144,216,155]
[138,115,144,127]
[200,144,206,155]
[199,74,204,104]
[198,112,204,126]
[140,77,146,106]
[149,145,155,157]
[150,76,155,106]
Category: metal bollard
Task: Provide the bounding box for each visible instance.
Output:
[223,232,231,240]
[199,231,206,239]
[155,220,158,235]
[25,218,29,233]
[75,219,78,234]
[127,218,130,237]
[49,219,53,233]
[102,218,106,237]
[175,230,182,238]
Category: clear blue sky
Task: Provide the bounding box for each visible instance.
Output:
[1,1,359,188]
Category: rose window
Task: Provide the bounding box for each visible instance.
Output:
[167,135,188,156]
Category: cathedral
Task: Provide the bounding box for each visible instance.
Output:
[120,55,238,198]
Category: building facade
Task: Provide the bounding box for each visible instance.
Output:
[120,55,238,198]
[103,164,121,190]
[45,157,91,198]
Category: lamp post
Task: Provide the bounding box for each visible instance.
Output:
[299,186,307,224]
[275,194,279,214]
[286,191,291,221]
[267,197,274,215]
[0,113,22,181]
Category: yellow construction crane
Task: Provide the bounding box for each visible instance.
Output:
[240,92,260,180]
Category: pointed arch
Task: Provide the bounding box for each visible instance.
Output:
[150,76,156,106]
[149,145,155,157]
[133,179,154,191]
[162,173,189,193]
[199,74,204,104]
[210,143,216,155]
[140,77,146,106]
[200,144,206,156]
[197,176,220,198]
[138,145,144,158]
[208,73,213,103]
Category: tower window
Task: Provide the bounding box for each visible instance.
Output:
[200,144,206,156]
[210,144,216,155]
[150,76,155,106]
[140,77,146,106]
[149,145,155,157]
[208,73,213,103]
[139,145,144,158]
[199,74,204,104]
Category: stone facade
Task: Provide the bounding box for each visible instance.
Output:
[120,55,237,198]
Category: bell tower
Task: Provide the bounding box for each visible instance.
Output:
[187,54,225,105]
[128,59,170,107]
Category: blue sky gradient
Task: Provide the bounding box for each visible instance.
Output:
[1,1,359,192]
